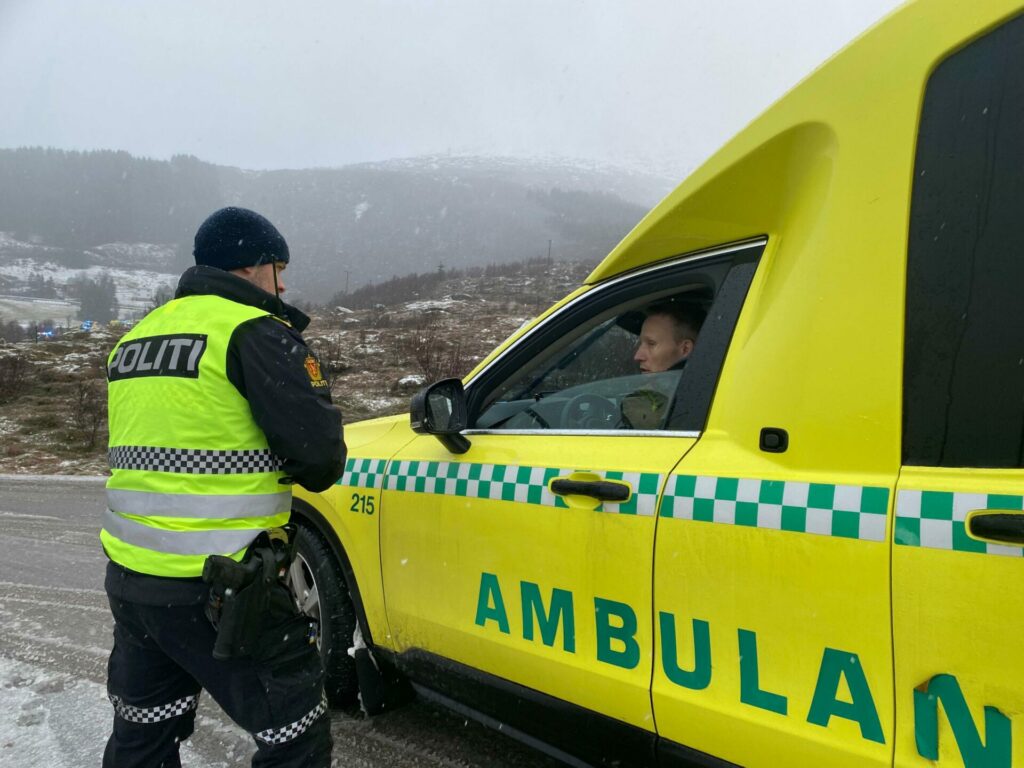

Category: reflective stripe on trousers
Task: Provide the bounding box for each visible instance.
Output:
[254,693,329,745]
[109,693,200,724]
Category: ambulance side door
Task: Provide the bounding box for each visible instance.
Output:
[651,163,911,765]
[894,16,1024,767]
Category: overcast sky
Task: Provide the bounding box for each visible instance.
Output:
[0,0,901,180]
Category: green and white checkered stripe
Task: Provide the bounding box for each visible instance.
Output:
[604,470,663,516]
[895,490,1024,558]
[337,457,388,490]
[383,460,662,516]
[659,475,889,542]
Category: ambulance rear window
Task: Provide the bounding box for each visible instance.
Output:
[904,11,1024,469]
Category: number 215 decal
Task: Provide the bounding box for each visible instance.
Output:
[350,492,375,515]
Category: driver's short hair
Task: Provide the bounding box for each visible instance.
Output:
[645,301,707,343]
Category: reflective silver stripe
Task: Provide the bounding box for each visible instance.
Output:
[102,509,263,556]
[109,693,200,724]
[254,692,328,745]
[109,446,283,474]
[107,489,291,520]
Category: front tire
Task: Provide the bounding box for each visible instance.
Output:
[289,521,359,706]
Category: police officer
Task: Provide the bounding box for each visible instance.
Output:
[102,207,345,767]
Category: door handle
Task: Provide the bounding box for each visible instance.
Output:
[966,510,1024,545]
[551,478,630,502]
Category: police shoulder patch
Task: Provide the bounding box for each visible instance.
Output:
[304,354,329,388]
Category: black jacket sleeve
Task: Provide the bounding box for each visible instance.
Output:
[226,316,346,492]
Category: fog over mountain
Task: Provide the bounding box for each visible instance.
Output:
[0,148,665,304]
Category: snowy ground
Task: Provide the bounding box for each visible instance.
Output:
[1,655,114,767]
[0,656,247,767]
[0,296,80,325]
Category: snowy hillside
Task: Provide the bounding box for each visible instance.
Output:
[0,233,178,322]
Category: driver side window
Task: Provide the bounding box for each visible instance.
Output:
[471,244,762,433]
[479,316,686,431]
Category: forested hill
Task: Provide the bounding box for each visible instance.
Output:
[0,150,218,257]
[0,148,665,302]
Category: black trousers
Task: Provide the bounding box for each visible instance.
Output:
[103,562,332,768]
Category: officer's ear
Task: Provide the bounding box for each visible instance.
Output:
[230,266,264,289]
[679,338,695,359]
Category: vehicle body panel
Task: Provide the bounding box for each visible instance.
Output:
[650,229,899,765]
[294,415,412,650]
[892,468,1024,767]
[380,433,697,731]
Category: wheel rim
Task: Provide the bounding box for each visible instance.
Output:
[288,553,323,649]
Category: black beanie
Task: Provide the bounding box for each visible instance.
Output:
[193,207,290,271]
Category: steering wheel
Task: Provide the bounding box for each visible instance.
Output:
[559,394,619,430]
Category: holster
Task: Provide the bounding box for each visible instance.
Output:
[202,524,297,660]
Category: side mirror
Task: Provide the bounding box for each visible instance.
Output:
[410,378,471,454]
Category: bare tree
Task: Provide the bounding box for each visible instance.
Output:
[396,313,472,382]
[0,352,30,404]
[69,379,107,449]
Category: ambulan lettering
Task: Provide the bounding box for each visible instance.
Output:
[475,572,1013,760]
[107,334,207,381]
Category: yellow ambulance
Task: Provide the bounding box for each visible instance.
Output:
[288,1,1024,765]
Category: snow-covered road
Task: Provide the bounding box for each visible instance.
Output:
[0,476,560,767]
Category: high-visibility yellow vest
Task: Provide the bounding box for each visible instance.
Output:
[102,294,291,577]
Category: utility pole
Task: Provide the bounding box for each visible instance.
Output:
[547,239,552,260]
[344,270,351,295]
